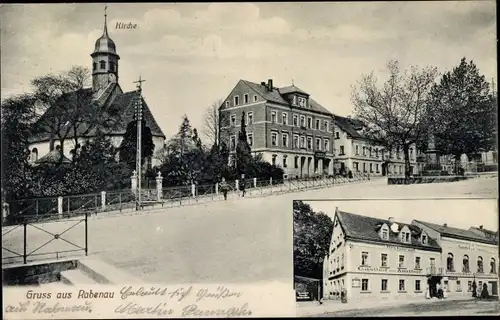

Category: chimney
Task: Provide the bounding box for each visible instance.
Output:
[267,79,273,92]
[388,217,394,223]
[444,223,447,227]
[261,81,266,86]
[479,225,483,230]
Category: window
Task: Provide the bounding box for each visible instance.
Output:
[491,258,497,274]
[324,139,330,151]
[381,227,389,240]
[99,60,106,69]
[370,163,373,173]
[376,163,379,172]
[271,132,278,146]
[355,145,359,155]
[294,156,299,169]
[31,148,38,162]
[456,280,462,292]
[447,253,454,272]
[307,117,312,129]
[361,279,369,291]
[324,120,329,132]
[93,62,97,70]
[230,136,236,151]
[315,138,321,151]
[293,115,298,126]
[361,252,369,266]
[282,112,288,125]
[477,256,483,273]
[225,101,230,108]
[363,146,366,156]
[468,281,472,292]
[415,257,421,269]
[300,116,306,127]
[463,255,470,272]
[109,61,115,72]
[339,146,345,155]
[375,148,379,158]
[271,111,277,123]
[247,112,253,124]
[369,147,372,157]
[293,135,299,149]
[398,255,405,268]
[415,280,421,291]
[381,279,388,291]
[399,279,405,292]
[247,133,253,147]
[234,96,239,106]
[422,234,428,244]
[363,163,366,172]
[315,119,320,130]
[341,253,344,268]
[230,114,236,126]
[335,131,340,139]
[282,133,289,147]
[272,154,277,166]
[244,94,249,104]
[307,137,312,150]
[300,136,305,148]
[381,253,388,267]
[283,155,287,168]
[401,231,410,243]
[253,95,258,102]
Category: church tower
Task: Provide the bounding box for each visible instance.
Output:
[91,7,120,92]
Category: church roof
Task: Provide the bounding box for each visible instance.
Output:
[29,85,165,144]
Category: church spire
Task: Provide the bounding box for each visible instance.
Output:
[103,5,108,36]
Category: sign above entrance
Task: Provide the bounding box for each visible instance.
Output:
[314,151,326,159]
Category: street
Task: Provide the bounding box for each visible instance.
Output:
[314,299,499,317]
[2,175,497,284]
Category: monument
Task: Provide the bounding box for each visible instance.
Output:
[424,133,441,176]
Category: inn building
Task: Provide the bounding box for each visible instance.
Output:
[219,79,335,178]
[323,209,442,302]
[333,115,421,176]
[412,220,499,297]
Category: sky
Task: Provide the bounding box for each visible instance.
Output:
[0,2,497,142]
[305,199,498,231]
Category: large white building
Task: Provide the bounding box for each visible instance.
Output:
[413,220,499,297]
[323,209,442,303]
[27,11,165,167]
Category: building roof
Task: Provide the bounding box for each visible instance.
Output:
[333,115,365,139]
[35,149,72,164]
[240,80,334,116]
[29,85,165,144]
[337,210,441,251]
[414,220,499,245]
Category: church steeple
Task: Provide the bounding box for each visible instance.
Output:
[91,5,120,92]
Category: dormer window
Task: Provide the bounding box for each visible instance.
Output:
[297,96,307,108]
[380,224,389,240]
[421,233,428,245]
[400,227,411,243]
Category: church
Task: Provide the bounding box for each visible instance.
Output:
[27,10,166,168]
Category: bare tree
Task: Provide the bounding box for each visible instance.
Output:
[351,60,438,179]
[203,98,225,147]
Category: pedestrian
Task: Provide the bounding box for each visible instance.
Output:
[239,174,246,197]
[219,178,229,201]
[425,286,430,299]
[442,284,447,299]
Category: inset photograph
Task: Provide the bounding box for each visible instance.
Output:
[293,199,499,317]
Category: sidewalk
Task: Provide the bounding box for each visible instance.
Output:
[296,295,474,316]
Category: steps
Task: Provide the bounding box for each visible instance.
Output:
[57,257,142,285]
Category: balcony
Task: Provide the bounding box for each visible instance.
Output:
[426,266,443,276]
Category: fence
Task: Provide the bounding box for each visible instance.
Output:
[3,173,371,226]
[2,213,88,265]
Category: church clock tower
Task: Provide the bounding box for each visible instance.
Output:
[91,7,120,92]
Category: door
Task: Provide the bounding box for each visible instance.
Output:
[382,163,387,176]
[490,281,498,296]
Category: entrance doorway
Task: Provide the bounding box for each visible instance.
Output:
[382,163,388,176]
[427,276,442,298]
[490,281,498,296]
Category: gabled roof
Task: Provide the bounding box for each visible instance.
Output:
[35,149,72,164]
[469,226,498,240]
[334,115,365,139]
[337,210,441,251]
[29,85,165,143]
[278,85,309,96]
[414,220,498,245]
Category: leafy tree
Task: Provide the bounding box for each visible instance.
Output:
[1,94,38,200]
[429,58,496,172]
[118,120,155,171]
[235,111,252,176]
[293,200,333,280]
[351,60,438,180]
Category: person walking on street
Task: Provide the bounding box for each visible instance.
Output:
[239,174,246,197]
[219,178,229,200]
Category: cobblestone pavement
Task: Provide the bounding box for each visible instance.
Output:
[2,175,497,284]
[313,299,500,317]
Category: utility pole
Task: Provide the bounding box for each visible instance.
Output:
[134,76,146,210]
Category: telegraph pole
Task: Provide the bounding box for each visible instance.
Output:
[134,76,146,210]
